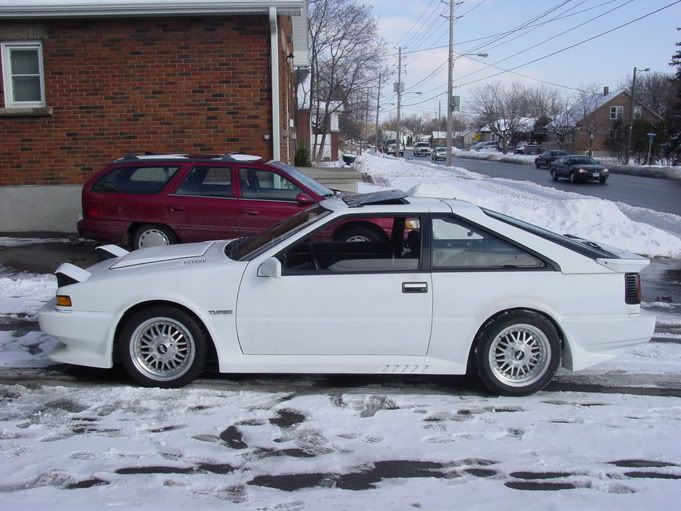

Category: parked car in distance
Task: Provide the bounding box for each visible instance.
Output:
[77,153,392,250]
[431,147,447,161]
[550,155,609,184]
[471,141,499,152]
[386,143,404,157]
[535,150,568,168]
[413,141,432,157]
[514,143,542,155]
[42,190,654,396]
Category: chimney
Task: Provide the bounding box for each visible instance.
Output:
[603,86,609,96]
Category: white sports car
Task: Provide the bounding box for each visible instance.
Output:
[39,190,655,396]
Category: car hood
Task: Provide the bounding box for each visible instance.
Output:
[110,241,216,269]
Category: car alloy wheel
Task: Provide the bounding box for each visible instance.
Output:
[134,224,177,250]
[569,172,576,183]
[550,169,558,181]
[475,311,560,396]
[119,306,207,387]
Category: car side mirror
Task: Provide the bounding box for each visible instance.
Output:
[295,192,315,206]
[257,257,282,278]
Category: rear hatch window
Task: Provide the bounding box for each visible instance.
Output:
[92,166,180,194]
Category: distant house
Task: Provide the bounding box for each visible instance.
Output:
[0,0,308,231]
[546,87,664,156]
[477,117,537,148]
[297,101,342,161]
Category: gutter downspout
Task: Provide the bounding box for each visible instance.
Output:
[269,6,281,161]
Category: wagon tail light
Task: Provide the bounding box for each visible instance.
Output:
[625,273,641,305]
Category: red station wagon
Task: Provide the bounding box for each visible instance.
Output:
[78,153,391,249]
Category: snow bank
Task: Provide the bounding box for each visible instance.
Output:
[0,270,56,316]
[359,153,681,258]
[452,148,538,165]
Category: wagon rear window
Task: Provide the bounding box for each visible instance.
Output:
[92,166,180,194]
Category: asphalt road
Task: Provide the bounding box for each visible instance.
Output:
[406,152,681,216]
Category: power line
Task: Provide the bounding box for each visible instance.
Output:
[452,0,635,85]
[400,0,621,56]
[451,0,681,89]
[407,6,448,50]
[397,0,438,46]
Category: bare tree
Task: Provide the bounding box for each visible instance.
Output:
[522,85,562,119]
[619,71,675,118]
[548,96,578,149]
[308,0,386,163]
[574,84,602,156]
[470,82,525,153]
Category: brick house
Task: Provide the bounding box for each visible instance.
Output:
[547,87,664,156]
[0,0,309,231]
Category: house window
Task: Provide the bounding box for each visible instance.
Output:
[1,41,45,108]
[609,105,623,120]
[633,106,642,120]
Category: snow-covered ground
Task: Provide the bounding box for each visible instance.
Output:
[2,155,681,508]
[359,152,681,258]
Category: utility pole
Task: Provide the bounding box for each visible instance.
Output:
[626,66,649,165]
[375,73,382,151]
[445,0,455,167]
[362,90,370,155]
[395,47,403,158]
[438,100,441,125]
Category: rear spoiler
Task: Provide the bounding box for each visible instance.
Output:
[595,257,649,273]
[96,244,130,261]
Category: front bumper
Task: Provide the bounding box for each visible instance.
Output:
[39,299,116,369]
[561,310,656,371]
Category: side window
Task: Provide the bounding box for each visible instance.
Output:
[176,167,232,197]
[92,166,180,194]
[431,216,545,270]
[239,168,302,201]
[277,216,421,275]
[1,41,45,108]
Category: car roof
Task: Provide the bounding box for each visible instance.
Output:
[320,192,481,216]
[114,153,263,163]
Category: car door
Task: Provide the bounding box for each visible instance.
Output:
[235,214,432,356]
[236,166,312,237]
[165,165,240,242]
[554,157,569,177]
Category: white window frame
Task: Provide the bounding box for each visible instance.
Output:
[1,41,46,108]
[609,105,623,120]
[633,105,642,120]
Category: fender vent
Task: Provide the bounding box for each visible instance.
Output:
[56,272,79,288]
[625,273,641,305]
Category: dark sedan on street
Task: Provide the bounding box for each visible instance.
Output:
[550,155,609,184]
[535,149,568,168]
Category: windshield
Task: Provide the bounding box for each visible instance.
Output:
[269,161,334,198]
[227,205,330,261]
[482,208,617,259]
[571,157,598,165]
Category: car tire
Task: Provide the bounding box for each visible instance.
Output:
[535,163,541,168]
[118,306,207,388]
[133,224,177,250]
[474,310,561,396]
[569,172,577,184]
[333,225,385,243]
[599,176,608,184]
[550,169,558,181]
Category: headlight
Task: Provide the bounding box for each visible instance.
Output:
[577,168,587,173]
[602,168,609,173]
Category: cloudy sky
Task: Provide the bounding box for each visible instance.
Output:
[368,0,680,120]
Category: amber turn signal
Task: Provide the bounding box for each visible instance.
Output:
[56,295,72,307]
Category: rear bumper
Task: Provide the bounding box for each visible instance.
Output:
[39,299,115,369]
[561,311,656,371]
[78,218,129,245]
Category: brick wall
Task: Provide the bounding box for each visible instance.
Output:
[0,16,293,186]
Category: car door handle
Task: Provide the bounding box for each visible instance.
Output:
[169,206,184,212]
[402,282,428,293]
[241,209,260,216]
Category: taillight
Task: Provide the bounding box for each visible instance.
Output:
[625,273,641,305]
[86,206,104,218]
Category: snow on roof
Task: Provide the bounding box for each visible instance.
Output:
[432,131,446,139]
[0,0,304,18]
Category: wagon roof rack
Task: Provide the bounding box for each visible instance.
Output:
[117,152,262,162]
[343,189,409,208]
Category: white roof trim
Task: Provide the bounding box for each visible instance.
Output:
[0,1,303,18]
